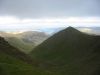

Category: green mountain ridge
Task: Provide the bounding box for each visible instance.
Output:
[31,27,100,75]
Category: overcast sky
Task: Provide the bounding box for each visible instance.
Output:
[0,0,100,18]
[0,0,100,31]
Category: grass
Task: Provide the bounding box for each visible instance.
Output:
[5,37,34,53]
[0,36,60,75]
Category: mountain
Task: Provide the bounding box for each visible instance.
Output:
[5,37,35,53]
[0,36,56,75]
[31,27,100,75]
[18,31,49,45]
[0,31,49,53]
[0,36,34,63]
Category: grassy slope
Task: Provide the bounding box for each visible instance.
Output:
[0,52,60,75]
[0,37,58,75]
[0,52,59,75]
[31,27,100,75]
[5,37,34,53]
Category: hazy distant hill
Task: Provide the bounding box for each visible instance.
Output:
[18,31,49,45]
[31,27,100,75]
[0,31,49,53]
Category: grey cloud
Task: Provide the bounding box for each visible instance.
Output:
[0,0,100,18]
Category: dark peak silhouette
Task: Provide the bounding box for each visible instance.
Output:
[66,26,76,30]
[47,26,85,42]
[31,27,100,75]
[63,26,82,34]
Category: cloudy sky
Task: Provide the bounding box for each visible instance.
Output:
[0,0,100,31]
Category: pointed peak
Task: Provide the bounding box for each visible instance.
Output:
[65,26,78,31]
[67,26,76,29]
[63,26,82,34]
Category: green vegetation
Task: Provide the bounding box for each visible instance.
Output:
[0,27,100,75]
[5,37,34,53]
[0,37,57,75]
[0,52,57,75]
[31,27,100,75]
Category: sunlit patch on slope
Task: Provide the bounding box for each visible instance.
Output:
[5,31,25,34]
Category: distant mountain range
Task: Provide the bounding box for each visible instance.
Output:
[0,31,49,53]
[31,27,100,75]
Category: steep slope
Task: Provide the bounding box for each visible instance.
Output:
[0,36,35,64]
[31,27,100,75]
[0,37,56,75]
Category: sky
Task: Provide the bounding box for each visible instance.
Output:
[0,0,100,32]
